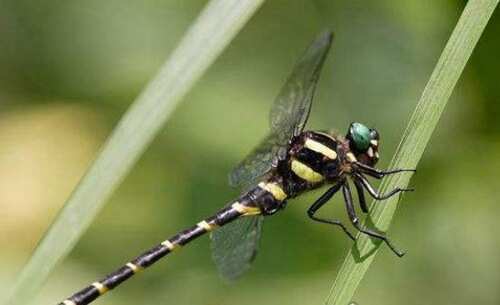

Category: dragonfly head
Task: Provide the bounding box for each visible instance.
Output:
[346,122,380,166]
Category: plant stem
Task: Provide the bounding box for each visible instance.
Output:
[4,1,264,305]
[326,0,498,304]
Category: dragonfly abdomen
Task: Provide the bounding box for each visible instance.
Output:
[58,202,262,305]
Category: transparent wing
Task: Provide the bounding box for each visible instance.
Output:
[210,216,264,281]
[270,30,333,143]
[228,30,333,187]
[228,134,286,188]
[217,32,332,279]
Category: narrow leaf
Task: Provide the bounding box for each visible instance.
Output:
[4,1,264,305]
[326,0,498,304]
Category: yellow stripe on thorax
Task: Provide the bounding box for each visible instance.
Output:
[346,152,357,162]
[291,159,324,183]
[304,138,337,160]
[258,182,287,201]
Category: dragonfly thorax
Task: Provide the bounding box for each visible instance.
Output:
[273,131,342,197]
[277,124,382,198]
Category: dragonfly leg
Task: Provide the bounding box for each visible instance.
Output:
[342,183,405,257]
[354,161,416,179]
[307,182,355,241]
[353,178,368,213]
[354,173,413,200]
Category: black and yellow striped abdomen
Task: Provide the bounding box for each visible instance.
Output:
[58,182,287,305]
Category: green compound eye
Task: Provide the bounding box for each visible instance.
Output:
[349,122,371,152]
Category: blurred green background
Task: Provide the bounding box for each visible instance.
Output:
[1,1,499,305]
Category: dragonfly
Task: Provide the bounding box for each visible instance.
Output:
[58,30,415,305]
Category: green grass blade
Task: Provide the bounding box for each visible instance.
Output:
[5,1,264,305]
[326,1,499,304]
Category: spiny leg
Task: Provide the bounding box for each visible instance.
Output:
[354,161,416,179]
[353,179,368,213]
[341,183,405,257]
[307,182,355,241]
[354,173,413,200]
